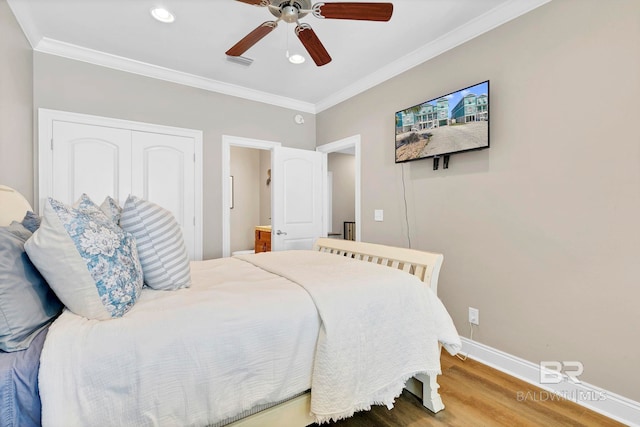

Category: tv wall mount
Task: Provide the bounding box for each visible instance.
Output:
[433,155,450,170]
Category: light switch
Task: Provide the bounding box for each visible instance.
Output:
[374,209,384,222]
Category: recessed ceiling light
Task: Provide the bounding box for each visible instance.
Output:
[151,7,175,23]
[288,54,305,64]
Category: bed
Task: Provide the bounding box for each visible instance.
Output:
[0,185,461,427]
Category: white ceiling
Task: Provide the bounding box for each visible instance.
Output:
[8,0,549,113]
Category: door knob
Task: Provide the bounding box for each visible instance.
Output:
[275,230,287,235]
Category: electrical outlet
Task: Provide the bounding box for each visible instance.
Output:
[468,307,479,325]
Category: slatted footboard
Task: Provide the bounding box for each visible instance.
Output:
[313,237,444,295]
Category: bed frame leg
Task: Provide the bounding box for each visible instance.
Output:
[407,373,445,413]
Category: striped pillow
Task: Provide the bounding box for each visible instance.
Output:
[120,195,191,290]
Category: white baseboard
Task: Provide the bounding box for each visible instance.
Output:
[460,337,640,427]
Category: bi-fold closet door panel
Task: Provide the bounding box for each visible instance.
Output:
[131,131,195,257]
[48,119,197,259]
[51,121,132,205]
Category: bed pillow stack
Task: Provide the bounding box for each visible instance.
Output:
[25,195,143,320]
[0,222,63,351]
[120,195,191,291]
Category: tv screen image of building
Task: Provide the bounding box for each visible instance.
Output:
[395,81,489,163]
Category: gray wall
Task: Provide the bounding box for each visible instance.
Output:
[0,0,33,201]
[33,53,316,259]
[317,0,640,402]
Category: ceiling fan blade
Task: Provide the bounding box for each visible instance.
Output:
[313,2,393,21]
[226,21,277,57]
[235,0,269,6]
[295,24,331,66]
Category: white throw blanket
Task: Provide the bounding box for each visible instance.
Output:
[237,250,461,423]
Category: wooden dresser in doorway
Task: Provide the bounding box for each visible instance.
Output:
[255,226,271,253]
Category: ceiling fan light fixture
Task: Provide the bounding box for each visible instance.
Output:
[288,53,305,64]
[151,7,175,23]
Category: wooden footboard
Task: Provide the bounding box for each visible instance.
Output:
[313,237,444,294]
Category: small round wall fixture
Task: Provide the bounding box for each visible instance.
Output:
[294,114,305,124]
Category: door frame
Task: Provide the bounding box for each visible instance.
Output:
[316,135,361,242]
[221,135,281,257]
[38,108,204,260]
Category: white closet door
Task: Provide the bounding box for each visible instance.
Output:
[131,131,196,258]
[51,121,132,205]
[42,109,203,260]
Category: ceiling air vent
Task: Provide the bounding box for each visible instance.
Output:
[226,55,253,66]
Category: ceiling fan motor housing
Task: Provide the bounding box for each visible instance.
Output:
[270,0,312,21]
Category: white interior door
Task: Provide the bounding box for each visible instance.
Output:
[131,131,196,257]
[51,121,132,204]
[271,146,323,251]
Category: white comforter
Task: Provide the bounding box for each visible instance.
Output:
[39,250,461,426]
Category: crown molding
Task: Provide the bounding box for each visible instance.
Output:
[314,0,552,112]
[33,38,317,114]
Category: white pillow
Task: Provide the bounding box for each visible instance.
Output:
[119,195,191,290]
[24,196,143,320]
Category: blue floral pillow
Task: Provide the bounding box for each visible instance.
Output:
[24,196,143,320]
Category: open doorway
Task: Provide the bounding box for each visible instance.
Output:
[223,136,324,257]
[316,135,361,241]
[229,146,271,255]
[221,136,281,257]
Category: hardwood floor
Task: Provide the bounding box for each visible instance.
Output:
[312,353,624,427]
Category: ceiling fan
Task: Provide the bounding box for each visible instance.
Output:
[226,1,393,66]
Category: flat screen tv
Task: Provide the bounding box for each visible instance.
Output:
[395,80,489,163]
